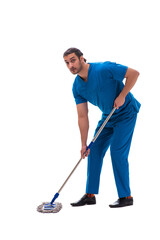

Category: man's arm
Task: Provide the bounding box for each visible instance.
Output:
[114,67,140,109]
[76,102,90,158]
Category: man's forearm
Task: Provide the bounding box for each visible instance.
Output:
[78,116,89,146]
[114,68,140,109]
[120,71,139,98]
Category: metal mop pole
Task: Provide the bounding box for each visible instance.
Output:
[50,107,116,204]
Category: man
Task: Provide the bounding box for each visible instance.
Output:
[63,47,140,208]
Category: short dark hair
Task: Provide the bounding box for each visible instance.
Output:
[63,48,87,62]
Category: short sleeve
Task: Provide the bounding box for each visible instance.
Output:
[104,62,128,82]
[72,82,87,105]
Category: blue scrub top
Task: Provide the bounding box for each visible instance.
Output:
[72,62,141,115]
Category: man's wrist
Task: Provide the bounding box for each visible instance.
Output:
[119,91,127,99]
[82,144,87,148]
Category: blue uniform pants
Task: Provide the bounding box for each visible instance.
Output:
[86,104,138,198]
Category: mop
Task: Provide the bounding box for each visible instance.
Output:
[37,107,116,213]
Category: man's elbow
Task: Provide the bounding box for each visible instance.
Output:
[132,70,140,82]
[126,67,140,79]
[135,70,140,78]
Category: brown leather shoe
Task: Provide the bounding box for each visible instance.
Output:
[71,194,96,207]
[109,197,133,208]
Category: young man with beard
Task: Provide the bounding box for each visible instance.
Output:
[63,48,140,208]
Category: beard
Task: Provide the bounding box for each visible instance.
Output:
[70,62,83,74]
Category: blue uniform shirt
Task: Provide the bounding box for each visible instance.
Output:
[72,62,141,114]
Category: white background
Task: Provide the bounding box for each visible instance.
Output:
[0,0,160,239]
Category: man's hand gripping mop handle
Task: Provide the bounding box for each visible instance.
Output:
[50,107,117,204]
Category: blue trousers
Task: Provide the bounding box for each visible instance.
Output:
[86,104,138,198]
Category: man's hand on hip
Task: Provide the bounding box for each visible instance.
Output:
[114,94,125,109]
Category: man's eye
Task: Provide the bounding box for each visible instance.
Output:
[71,59,76,63]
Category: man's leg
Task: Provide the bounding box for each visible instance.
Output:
[110,112,137,199]
[71,119,113,207]
[86,124,113,194]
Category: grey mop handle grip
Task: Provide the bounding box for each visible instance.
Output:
[57,107,116,194]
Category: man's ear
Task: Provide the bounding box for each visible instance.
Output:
[80,55,85,63]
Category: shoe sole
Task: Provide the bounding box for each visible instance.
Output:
[71,202,96,207]
[109,203,133,208]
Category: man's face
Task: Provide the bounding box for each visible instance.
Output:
[64,53,83,74]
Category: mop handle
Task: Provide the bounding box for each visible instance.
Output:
[57,107,116,195]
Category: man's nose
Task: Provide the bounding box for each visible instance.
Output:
[69,62,73,68]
